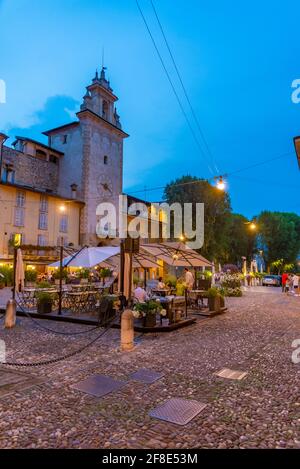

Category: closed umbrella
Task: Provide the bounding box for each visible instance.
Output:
[211,262,216,286]
[15,248,25,293]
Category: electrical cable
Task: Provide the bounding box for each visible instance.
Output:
[135,0,214,175]
[150,0,219,174]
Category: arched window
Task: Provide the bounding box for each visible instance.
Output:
[104,155,108,165]
[102,100,108,119]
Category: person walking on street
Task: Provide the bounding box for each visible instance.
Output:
[282,272,288,292]
[293,273,299,295]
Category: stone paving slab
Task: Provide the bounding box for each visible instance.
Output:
[0,368,45,398]
[0,289,300,448]
[215,368,248,380]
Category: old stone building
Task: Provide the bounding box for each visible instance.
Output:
[0,67,128,266]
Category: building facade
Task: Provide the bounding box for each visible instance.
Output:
[0,67,128,267]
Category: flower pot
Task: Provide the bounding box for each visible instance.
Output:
[175,310,182,322]
[208,296,221,312]
[37,301,52,314]
[144,314,157,328]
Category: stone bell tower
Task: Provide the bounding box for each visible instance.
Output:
[44,67,129,246]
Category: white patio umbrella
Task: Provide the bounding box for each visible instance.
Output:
[49,246,120,268]
[15,248,25,293]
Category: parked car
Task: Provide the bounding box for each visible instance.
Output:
[262,275,281,287]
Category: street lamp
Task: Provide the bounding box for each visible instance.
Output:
[216,176,226,191]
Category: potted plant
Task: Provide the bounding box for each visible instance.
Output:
[132,274,140,288]
[133,300,162,328]
[0,265,13,287]
[165,275,177,289]
[35,291,54,314]
[99,267,112,285]
[176,281,186,296]
[77,268,90,284]
[220,273,243,297]
[52,269,68,286]
[207,287,223,312]
[0,273,4,289]
[25,269,37,287]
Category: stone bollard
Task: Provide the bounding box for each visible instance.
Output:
[121,309,134,352]
[5,299,16,329]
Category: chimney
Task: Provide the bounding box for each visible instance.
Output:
[0,132,8,182]
[70,183,78,199]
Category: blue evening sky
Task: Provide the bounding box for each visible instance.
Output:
[0,0,299,217]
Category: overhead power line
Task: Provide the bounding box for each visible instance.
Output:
[149,0,219,174]
[135,0,214,175]
[127,150,294,195]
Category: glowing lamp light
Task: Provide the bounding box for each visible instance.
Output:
[59,204,66,212]
[216,176,225,191]
[179,235,185,241]
[249,222,257,231]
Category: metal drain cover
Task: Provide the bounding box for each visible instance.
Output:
[215,368,247,380]
[149,398,207,426]
[130,368,164,384]
[72,374,126,397]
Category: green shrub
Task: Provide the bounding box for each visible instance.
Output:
[36,281,52,289]
[0,265,13,286]
[25,269,37,282]
[220,286,243,297]
[165,275,177,288]
[176,281,186,296]
[99,268,112,279]
[207,287,223,298]
[52,268,68,280]
[77,268,90,279]
[35,291,56,304]
[221,273,242,289]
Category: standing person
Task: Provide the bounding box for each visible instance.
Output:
[184,268,194,290]
[134,282,149,302]
[282,272,288,292]
[288,274,294,293]
[293,273,299,295]
[285,274,292,294]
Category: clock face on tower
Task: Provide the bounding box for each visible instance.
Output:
[97,174,113,196]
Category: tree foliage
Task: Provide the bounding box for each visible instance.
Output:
[163,175,231,261]
[256,211,300,267]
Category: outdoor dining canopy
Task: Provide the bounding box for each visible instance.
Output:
[49,243,211,271]
[140,242,212,267]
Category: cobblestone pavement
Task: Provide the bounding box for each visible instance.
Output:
[0,289,299,449]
